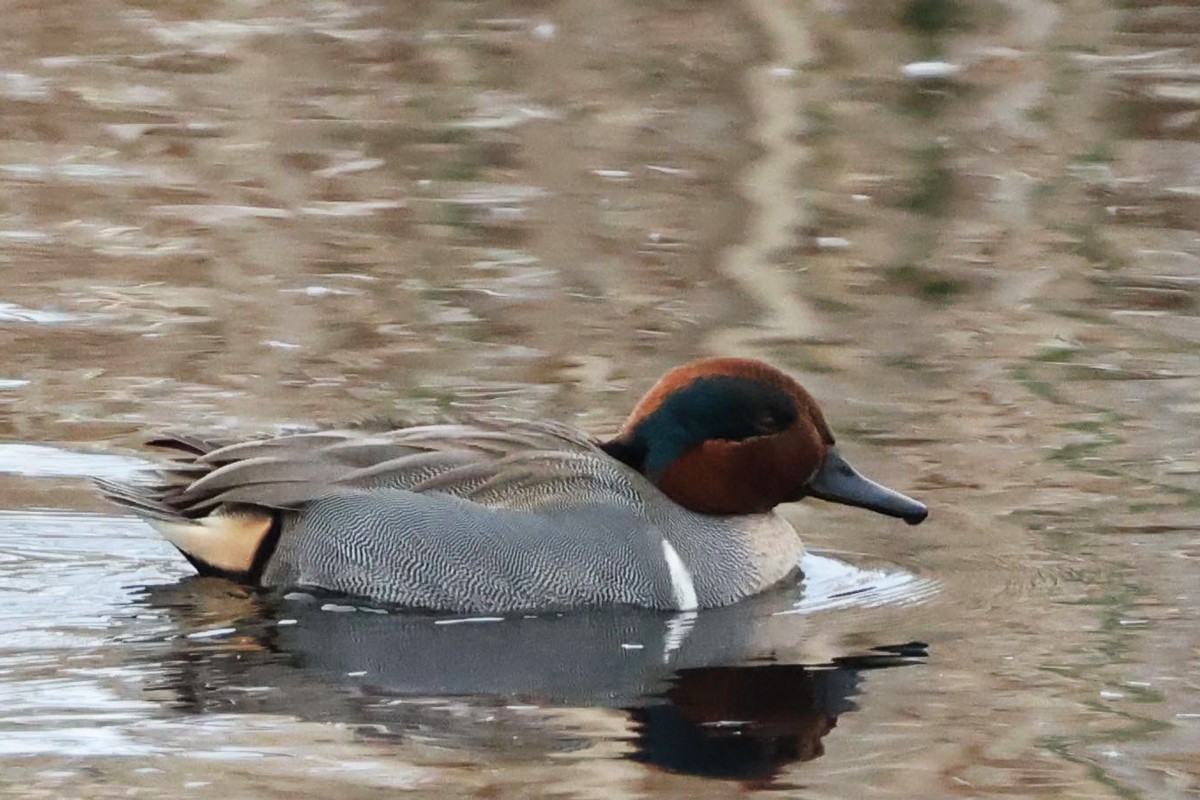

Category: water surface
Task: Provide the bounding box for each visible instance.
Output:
[1,1,1197,797]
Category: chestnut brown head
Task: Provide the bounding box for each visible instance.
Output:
[600,358,927,523]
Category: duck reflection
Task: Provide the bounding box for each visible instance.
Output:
[126,577,926,782]
[630,645,924,781]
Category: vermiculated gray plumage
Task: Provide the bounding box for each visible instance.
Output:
[97,419,803,612]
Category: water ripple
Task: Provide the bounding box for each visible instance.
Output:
[780,552,941,615]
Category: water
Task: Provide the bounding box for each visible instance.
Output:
[1,0,1198,797]
[0,458,934,788]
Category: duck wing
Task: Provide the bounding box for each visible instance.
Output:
[96,419,620,521]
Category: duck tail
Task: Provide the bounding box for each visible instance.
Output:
[95,477,276,580]
[93,477,182,521]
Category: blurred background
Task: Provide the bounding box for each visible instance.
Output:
[0,1,1198,798]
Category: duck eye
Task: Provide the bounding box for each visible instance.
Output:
[754,411,781,434]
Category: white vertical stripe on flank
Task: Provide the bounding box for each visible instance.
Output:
[660,540,698,611]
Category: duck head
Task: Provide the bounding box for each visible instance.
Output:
[600,357,928,523]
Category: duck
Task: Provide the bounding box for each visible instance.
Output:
[97,357,927,613]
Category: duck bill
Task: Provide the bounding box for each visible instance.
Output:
[806,447,928,525]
